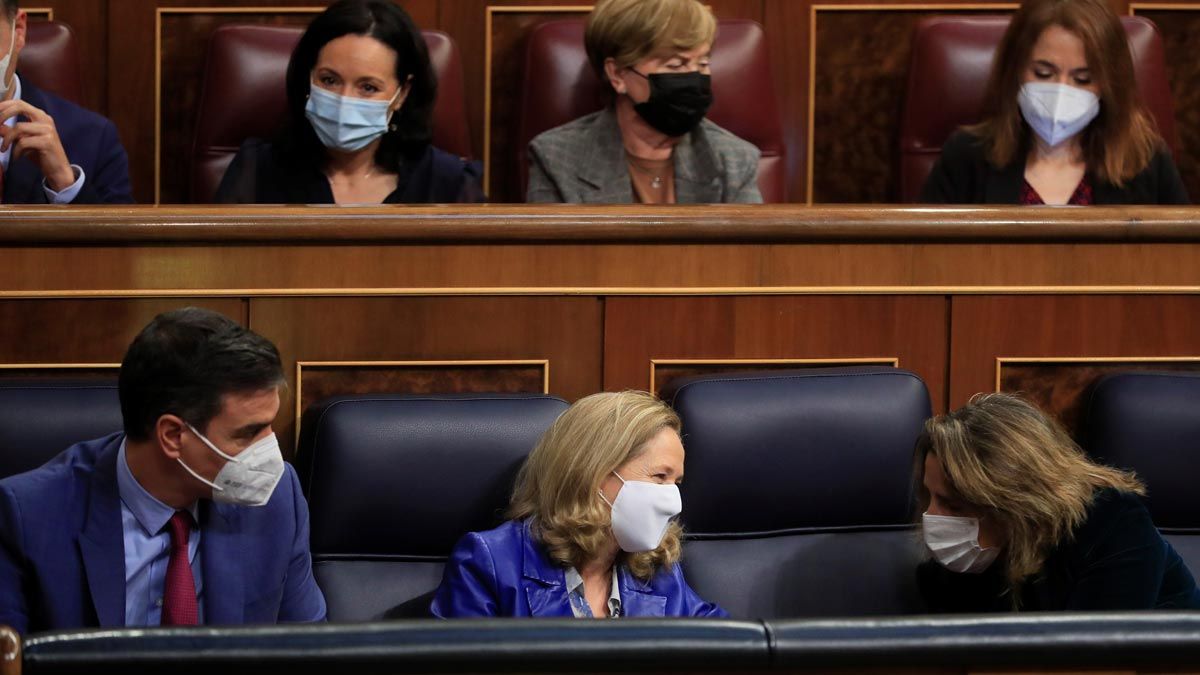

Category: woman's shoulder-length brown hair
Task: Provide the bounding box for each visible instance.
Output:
[966,0,1162,186]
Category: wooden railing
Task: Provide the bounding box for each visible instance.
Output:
[2,204,1198,453]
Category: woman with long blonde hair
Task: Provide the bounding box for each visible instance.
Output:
[431,391,725,618]
[915,393,1200,610]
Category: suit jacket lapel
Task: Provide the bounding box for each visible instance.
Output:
[617,566,667,617]
[576,108,634,203]
[77,437,127,628]
[200,502,245,625]
[674,132,722,204]
[519,523,573,617]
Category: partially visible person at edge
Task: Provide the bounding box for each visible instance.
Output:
[526,0,760,204]
[920,0,1188,205]
[215,0,483,204]
[0,0,132,203]
[430,391,727,618]
[915,392,1200,611]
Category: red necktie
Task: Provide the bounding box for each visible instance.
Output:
[161,511,199,626]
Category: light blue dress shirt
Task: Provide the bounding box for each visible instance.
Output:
[565,565,622,618]
[116,441,204,626]
[0,75,85,203]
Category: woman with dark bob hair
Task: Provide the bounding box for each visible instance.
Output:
[915,393,1200,611]
[921,0,1187,205]
[215,0,482,204]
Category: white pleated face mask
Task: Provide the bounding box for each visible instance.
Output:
[599,471,682,553]
[178,423,285,507]
[1018,81,1101,147]
[0,26,16,100]
[922,512,1000,574]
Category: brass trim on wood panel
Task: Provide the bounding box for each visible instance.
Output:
[2,285,1200,299]
[154,6,324,205]
[805,3,1018,204]
[293,358,551,444]
[0,362,121,370]
[1129,3,1200,10]
[482,5,593,196]
[994,356,1200,391]
[25,8,54,20]
[649,356,899,392]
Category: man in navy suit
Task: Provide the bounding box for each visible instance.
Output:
[0,0,131,203]
[0,308,326,634]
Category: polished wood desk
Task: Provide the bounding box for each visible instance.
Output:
[2,205,1198,453]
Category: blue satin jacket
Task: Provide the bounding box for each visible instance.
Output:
[431,520,727,618]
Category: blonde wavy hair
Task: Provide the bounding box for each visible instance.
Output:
[584,0,717,81]
[508,390,683,580]
[914,392,1144,606]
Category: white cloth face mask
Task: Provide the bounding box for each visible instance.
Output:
[1018,81,1101,147]
[0,26,16,100]
[599,471,682,553]
[923,512,1000,574]
[179,423,285,507]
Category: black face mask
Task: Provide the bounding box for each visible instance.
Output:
[628,70,714,137]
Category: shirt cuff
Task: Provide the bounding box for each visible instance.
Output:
[43,164,85,204]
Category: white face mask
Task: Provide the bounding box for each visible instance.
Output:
[923,512,1000,574]
[0,25,16,100]
[179,423,285,507]
[599,471,682,553]
[1018,81,1101,147]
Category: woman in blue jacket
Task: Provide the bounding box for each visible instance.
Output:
[431,390,725,618]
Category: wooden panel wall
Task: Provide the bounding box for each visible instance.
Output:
[21,0,1200,204]
[9,292,1200,456]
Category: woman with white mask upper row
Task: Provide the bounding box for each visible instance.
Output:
[921,0,1188,205]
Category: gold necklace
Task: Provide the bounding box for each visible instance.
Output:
[625,151,669,189]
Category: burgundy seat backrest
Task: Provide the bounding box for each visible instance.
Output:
[898,15,1178,203]
[19,21,82,104]
[516,18,786,202]
[190,24,472,203]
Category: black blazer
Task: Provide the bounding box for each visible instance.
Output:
[918,489,1200,612]
[214,139,484,204]
[920,130,1190,205]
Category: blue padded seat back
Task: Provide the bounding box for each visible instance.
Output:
[669,367,932,618]
[0,378,122,479]
[296,393,569,620]
[1084,372,1200,570]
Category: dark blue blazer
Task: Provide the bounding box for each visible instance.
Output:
[5,78,132,204]
[430,519,727,618]
[0,433,326,634]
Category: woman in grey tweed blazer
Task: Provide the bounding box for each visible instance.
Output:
[526,0,762,204]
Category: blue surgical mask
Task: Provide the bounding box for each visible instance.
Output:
[304,83,399,152]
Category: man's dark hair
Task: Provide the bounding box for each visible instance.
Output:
[119,307,284,442]
[279,0,437,167]
[1,0,17,20]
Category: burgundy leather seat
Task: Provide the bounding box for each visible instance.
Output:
[19,21,81,104]
[516,18,786,203]
[190,24,472,203]
[898,15,1178,203]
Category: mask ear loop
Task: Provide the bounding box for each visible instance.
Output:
[597,470,626,507]
[184,422,241,463]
